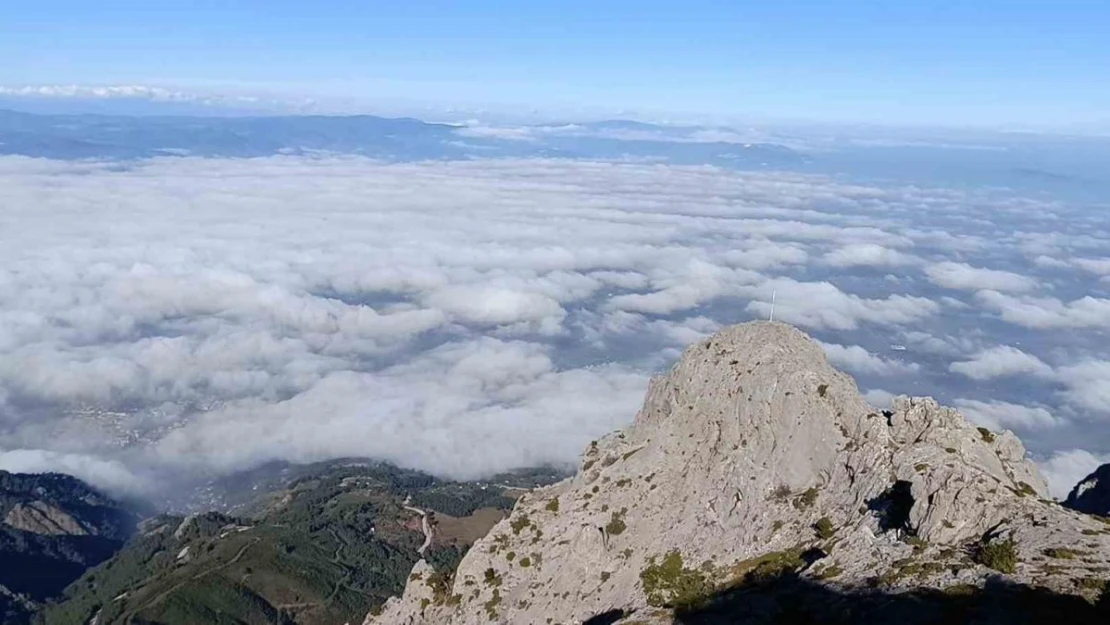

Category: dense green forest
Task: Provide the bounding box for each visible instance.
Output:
[36,463,549,624]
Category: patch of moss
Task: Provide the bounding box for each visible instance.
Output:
[582,459,597,471]
[639,551,715,609]
[793,487,819,510]
[605,509,628,536]
[616,478,632,487]
[1076,578,1107,593]
[427,568,454,603]
[818,384,829,397]
[977,427,996,444]
[914,463,929,473]
[771,520,785,533]
[945,447,957,454]
[902,535,929,553]
[814,517,835,540]
[943,583,980,596]
[483,568,502,588]
[519,556,532,568]
[483,588,502,620]
[973,537,1018,574]
[505,551,516,562]
[511,514,532,535]
[769,484,792,501]
[600,571,611,582]
[1044,547,1081,559]
[545,497,559,513]
[816,564,843,580]
[1015,482,1037,497]
[730,547,807,585]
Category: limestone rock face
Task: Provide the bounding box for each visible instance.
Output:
[3,500,89,536]
[1066,464,1110,516]
[367,322,1110,625]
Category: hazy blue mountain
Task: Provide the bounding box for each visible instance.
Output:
[0,109,806,167]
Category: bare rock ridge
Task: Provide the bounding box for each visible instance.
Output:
[367,322,1110,624]
[1066,464,1110,517]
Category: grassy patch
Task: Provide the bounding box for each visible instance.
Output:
[640,551,715,609]
[510,514,532,535]
[816,564,843,580]
[793,487,819,510]
[973,537,1018,574]
[977,427,996,444]
[605,509,628,536]
[1044,547,1081,559]
[544,498,559,513]
[814,517,835,540]
[483,588,502,620]
[483,568,502,588]
[769,485,792,501]
[728,547,806,585]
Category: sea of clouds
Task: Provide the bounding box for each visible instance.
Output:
[1,154,1108,499]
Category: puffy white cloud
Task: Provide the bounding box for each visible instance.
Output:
[1038,449,1110,499]
[744,278,939,331]
[863,388,896,409]
[975,291,1110,330]
[1072,257,1110,276]
[424,286,565,328]
[818,341,920,375]
[954,399,1060,431]
[822,243,917,268]
[948,345,1054,380]
[1055,360,1110,416]
[925,261,1038,293]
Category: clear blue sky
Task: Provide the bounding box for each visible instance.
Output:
[3,0,1108,128]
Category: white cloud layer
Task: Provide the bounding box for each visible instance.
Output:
[925,261,1038,293]
[949,345,1054,380]
[0,155,1107,498]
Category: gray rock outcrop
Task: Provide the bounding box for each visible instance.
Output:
[367,322,1110,625]
[3,500,90,536]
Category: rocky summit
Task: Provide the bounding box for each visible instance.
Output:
[368,321,1110,625]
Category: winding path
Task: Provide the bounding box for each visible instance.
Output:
[402,496,433,557]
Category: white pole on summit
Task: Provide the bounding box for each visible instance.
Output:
[769,289,776,322]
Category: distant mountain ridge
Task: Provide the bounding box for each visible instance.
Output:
[0,108,805,167]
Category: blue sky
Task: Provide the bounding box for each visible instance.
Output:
[2,0,1109,128]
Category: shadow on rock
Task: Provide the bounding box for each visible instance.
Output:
[674,572,1110,625]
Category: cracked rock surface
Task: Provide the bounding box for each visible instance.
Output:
[366,322,1110,625]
